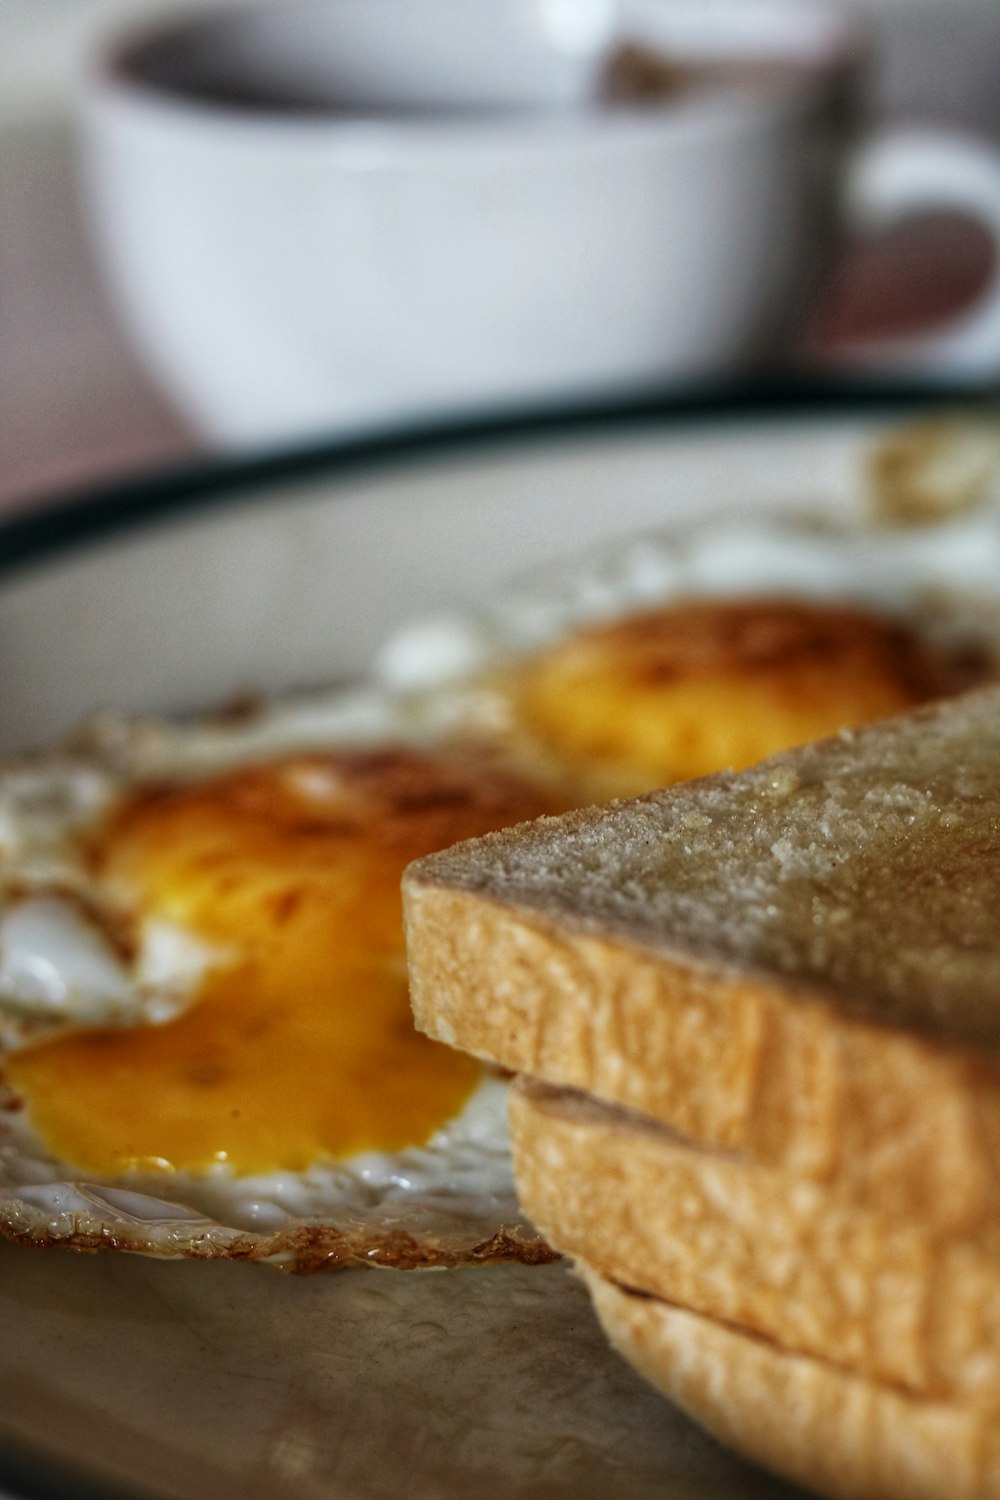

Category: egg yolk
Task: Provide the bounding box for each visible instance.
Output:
[7,750,550,1177]
[506,599,964,802]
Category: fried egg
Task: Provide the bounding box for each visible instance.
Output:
[1,500,999,1271]
[378,508,1000,800]
[0,747,556,1268]
[485,597,977,803]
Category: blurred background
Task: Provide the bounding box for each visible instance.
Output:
[2,0,999,514]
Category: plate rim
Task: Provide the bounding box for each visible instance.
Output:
[0,382,978,588]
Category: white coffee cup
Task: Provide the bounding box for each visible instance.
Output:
[82,0,1000,447]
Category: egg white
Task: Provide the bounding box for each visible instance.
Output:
[2,499,1000,1269]
[376,507,1000,702]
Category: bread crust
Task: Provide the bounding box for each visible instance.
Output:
[583,1267,1000,1500]
[406,880,1000,1233]
[404,687,1000,1233]
[511,1079,1000,1405]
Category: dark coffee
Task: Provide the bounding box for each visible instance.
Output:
[602,42,832,107]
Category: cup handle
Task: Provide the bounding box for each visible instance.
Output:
[820,126,1000,382]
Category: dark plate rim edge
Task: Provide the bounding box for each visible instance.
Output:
[1,380,986,588]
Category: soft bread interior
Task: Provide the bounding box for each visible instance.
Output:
[510,1078,1000,1407]
[581,1266,1000,1500]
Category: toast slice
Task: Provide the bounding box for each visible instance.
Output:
[404,686,1000,1233]
[511,1077,1000,1406]
[582,1267,1000,1500]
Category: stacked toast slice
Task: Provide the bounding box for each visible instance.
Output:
[404,686,1000,1499]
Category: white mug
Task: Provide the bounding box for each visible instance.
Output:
[82,0,1000,447]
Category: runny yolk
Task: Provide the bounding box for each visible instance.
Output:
[7,751,546,1178]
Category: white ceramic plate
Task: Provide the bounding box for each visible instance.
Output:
[1,393,937,753]
[0,392,969,1500]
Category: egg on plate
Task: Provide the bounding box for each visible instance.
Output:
[483,596,976,804]
[1,507,999,1270]
[378,508,1000,799]
[0,742,558,1268]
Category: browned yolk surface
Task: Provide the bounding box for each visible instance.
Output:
[8,749,550,1177]
[506,598,968,801]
